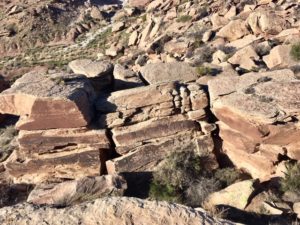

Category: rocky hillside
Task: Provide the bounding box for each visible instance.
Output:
[0,0,300,224]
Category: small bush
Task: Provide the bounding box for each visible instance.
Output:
[214,168,241,188]
[149,181,181,203]
[280,162,300,194]
[290,43,300,61]
[196,66,213,76]
[184,177,221,206]
[176,15,192,23]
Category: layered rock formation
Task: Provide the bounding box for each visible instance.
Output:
[0,197,235,225]
[0,72,111,183]
[208,69,300,180]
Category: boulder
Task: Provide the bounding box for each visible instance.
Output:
[228,45,259,71]
[263,45,298,69]
[68,59,113,91]
[0,197,235,225]
[247,11,288,35]
[140,62,198,84]
[216,19,249,41]
[208,69,300,179]
[113,64,144,90]
[0,72,95,130]
[127,0,152,8]
[27,175,127,206]
[206,180,256,210]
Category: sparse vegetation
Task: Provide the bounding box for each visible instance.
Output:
[196,66,213,76]
[290,43,300,61]
[280,162,300,194]
[176,15,192,23]
[149,150,240,207]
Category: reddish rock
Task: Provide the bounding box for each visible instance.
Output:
[0,72,95,130]
[208,69,300,180]
[18,128,110,155]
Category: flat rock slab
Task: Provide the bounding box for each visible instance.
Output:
[112,114,199,147]
[18,128,110,155]
[27,175,127,206]
[0,72,95,130]
[0,197,236,225]
[106,134,214,174]
[140,62,198,84]
[208,69,300,179]
[6,148,101,183]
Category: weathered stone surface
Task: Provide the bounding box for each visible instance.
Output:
[6,148,101,183]
[96,82,175,113]
[27,175,127,206]
[228,45,259,70]
[140,62,198,84]
[246,11,288,35]
[113,64,144,90]
[208,69,300,179]
[68,60,113,91]
[68,59,113,78]
[263,45,298,69]
[18,128,110,155]
[0,72,95,130]
[207,180,256,210]
[0,197,235,225]
[112,115,199,147]
[127,0,152,8]
[216,19,249,41]
[107,134,214,174]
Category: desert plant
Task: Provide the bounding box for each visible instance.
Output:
[184,177,221,206]
[196,66,213,76]
[149,181,181,203]
[214,168,241,188]
[176,15,192,23]
[280,162,300,194]
[290,43,300,61]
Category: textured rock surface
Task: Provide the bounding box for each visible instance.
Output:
[18,128,110,155]
[208,69,300,179]
[0,72,95,130]
[27,175,127,206]
[207,180,256,210]
[0,197,235,225]
[140,62,198,84]
[216,19,249,41]
[6,147,102,183]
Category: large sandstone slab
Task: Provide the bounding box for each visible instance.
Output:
[106,134,214,174]
[6,148,101,183]
[140,62,198,85]
[111,115,199,147]
[0,197,235,225]
[208,69,300,179]
[27,175,127,206]
[0,72,95,130]
[18,128,110,155]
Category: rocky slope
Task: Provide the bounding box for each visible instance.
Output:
[0,0,300,224]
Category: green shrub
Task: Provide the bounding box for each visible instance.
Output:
[149,181,181,203]
[176,15,192,23]
[280,162,300,194]
[196,66,213,76]
[290,43,300,61]
[149,150,218,205]
[184,177,221,207]
[214,168,241,188]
